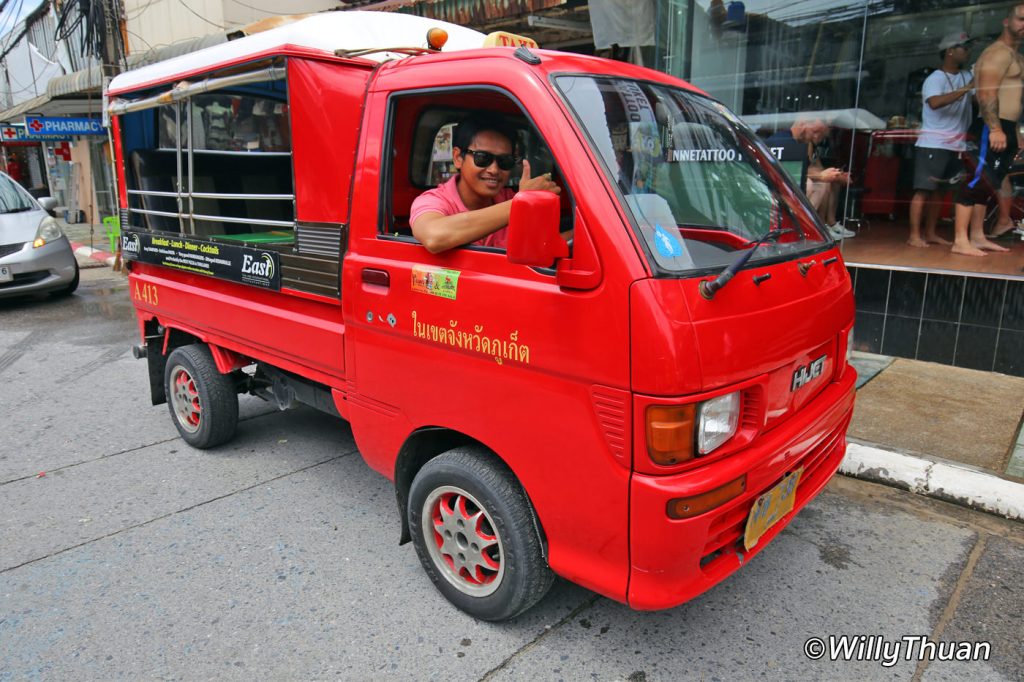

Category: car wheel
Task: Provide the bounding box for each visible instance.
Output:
[408,447,554,621]
[164,344,238,448]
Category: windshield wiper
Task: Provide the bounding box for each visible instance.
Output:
[0,206,33,214]
[698,228,795,300]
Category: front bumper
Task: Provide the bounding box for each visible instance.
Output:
[0,238,77,298]
[628,369,857,610]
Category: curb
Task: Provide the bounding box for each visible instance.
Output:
[71,242,117,268]
[840,441,1024,521]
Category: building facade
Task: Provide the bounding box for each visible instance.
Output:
[0,0,342,228]
[650,0,1023,377]
[366,0,1023,376]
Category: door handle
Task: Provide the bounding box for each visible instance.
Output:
[361,268,390,289]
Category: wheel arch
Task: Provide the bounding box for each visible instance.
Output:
[393,428,548,560]
[142,318,203,405]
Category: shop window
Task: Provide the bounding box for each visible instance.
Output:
[654,0,1023,277]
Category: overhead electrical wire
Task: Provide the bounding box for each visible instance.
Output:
[177,0,227,29]
[54,0,127,67]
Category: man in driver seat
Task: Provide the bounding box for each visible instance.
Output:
[410,113,561,254]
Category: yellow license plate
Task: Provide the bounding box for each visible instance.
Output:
[743,467,803,550]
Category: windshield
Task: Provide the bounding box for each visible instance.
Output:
[0,174,35,214]
[555,76,829,274]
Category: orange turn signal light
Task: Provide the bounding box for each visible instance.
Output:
[426,28,449,51]
[667,476,747,519]
[646,404,696,466]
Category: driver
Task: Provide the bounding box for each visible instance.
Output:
[410,113,561,254]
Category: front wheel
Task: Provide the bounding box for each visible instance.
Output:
[164,344,238,448]
[408,447,554,621]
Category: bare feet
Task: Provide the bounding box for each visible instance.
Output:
[971,238,1010,252]
[907,238,930,248]
[925,234,952,245]
[951,242,988,257]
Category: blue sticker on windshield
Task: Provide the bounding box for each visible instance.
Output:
[654,223,684,258]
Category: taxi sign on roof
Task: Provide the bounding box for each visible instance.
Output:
[483,31,539,49]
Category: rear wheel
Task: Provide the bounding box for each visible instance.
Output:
[408,447,553,621]
[164,344,238,448]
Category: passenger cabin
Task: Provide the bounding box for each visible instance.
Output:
[107,12,491,300]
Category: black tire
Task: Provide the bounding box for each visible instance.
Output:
[408,447,554,621]
[164,344,238,448]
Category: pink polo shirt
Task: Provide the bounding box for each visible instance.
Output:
[409,175,516,249]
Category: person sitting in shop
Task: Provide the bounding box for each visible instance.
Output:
[791,118,854,240]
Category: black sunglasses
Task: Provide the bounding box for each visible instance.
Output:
[462,148,519,171]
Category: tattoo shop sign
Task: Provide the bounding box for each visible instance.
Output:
[121,230,281,290]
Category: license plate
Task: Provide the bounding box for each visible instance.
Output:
[0,265,10,283]
[743,467,803,550]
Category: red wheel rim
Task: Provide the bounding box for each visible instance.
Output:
[422,485,504,597]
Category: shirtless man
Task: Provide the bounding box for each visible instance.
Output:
[953,5,1024,256]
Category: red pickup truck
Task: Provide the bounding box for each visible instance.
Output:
[109,11,856,621]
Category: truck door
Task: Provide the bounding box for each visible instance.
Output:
[341,63,639,603]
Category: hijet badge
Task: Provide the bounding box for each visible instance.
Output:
[791,355,827,392]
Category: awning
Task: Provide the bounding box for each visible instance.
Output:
[0,31,232,122]
[48,32,231,99]
[355,0,569,28]
[0,93,51,121]
[742,108,887,132]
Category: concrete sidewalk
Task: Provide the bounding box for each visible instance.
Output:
[62,220,118,269]
[845,352,1024,520]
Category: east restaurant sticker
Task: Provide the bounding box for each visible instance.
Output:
[412,266,460,300]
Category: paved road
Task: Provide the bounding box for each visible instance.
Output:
[2,268,1022,681]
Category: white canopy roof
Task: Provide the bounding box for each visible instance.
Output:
[107,11,487,94]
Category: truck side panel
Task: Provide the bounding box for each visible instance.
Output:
[129,264,346,386]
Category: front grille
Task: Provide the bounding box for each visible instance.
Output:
[0,271,48,289]
[0,242,25,258]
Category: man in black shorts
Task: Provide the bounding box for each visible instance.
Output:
[954,6,1023,256]
[909,32,974,248]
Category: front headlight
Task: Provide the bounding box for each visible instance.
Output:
[697,391,740,455]
[33,217,64,248]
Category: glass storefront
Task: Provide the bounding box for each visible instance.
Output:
[654,0,1024,280]
[653,0,1022,374]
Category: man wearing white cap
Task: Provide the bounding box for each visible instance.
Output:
[908,31,974,248]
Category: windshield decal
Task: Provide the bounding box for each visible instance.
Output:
[654,224,684,258]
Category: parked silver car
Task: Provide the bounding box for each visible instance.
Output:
[0,172,79,299]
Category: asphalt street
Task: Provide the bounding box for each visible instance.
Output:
[1,266,1022,681]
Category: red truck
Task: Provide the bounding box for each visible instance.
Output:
[109,11,857,621]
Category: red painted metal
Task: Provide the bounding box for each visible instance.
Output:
[118,45,856,612]
[111,115,128,209]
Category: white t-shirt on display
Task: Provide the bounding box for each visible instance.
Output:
[917,69,972,151]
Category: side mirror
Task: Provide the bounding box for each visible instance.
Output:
[37,196,58,217]
[506,191,568,268]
